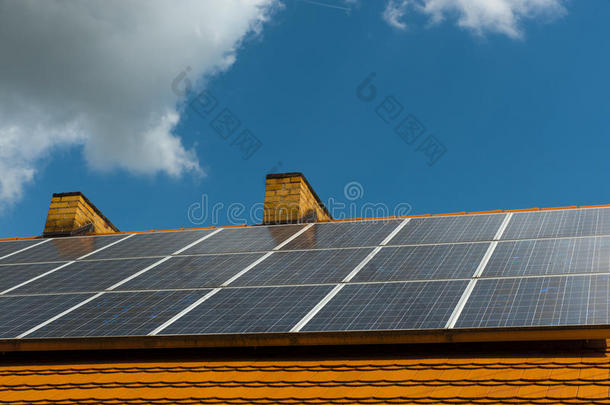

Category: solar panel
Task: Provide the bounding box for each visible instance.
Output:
[0,239,44,259]
[0,293,94,338]
[482,236,610,278]
[280,220,402,250]
[455,274,610,328]
[351,243,490,283]
[115,253,266,291]
[85,230,214,260]
[6,258,160,295]
[27,290,209,338]
[500,207,610,240]
[180,225,306,254]
[0,235,125,264]
[302,280,469,332]
[230,248,373,287]
[5,206,610,347]
[0,262,68,293]
[160,285,334,335]
[391,214,507,245]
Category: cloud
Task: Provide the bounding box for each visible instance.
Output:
[382,0,566,37]
[383,0,411,30]
[0,0,279,210]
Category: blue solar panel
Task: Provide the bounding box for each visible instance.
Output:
[27,290,209,338]
[482,236,610,278]
[0,262,68,293]
[501,207,610,240]
[0,235,125,264]
[302,280,469,332]
[0,239,44,260]
[7,258,159,294]
[5,206,610,344]
[85,230,215,260]
[351,243,489,282]
[180,225,305,254]
[0,294,94,338]
[455,275,610,328]
[115,253,266,291]
[230,248,373,286]
[280,220,402,250]
[160,285,334,335]
[391,214,506,245]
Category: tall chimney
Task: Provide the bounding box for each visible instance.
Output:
[263,173,331,225]
[43,192,118,237]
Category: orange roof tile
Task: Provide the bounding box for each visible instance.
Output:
[1,342,610,404]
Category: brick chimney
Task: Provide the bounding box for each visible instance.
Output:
[43,192,119,237]
[263,173,331,225]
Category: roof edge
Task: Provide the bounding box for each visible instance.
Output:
[1,325,609,353]
[3,202,610,241]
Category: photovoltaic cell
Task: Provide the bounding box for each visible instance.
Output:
[391,214,506,245]
[0,293,93,339]
[231,248,373,287]
[115,253,265,291]
[8,258,159,295]
[0,240,44,259]
[28,290,209,338]
[280,220,402,251]
[0,262,69,293]
[482,236,610,278]
[160,285,334,335]
[455,275,610,328]
[0,235,126,264]
[180,225,305,255]
[501,207,610,240]
[352,243,490,283]
[302,280,469,332]
[85,230,215,260]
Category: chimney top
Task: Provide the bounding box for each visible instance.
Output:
[43,192,118,237]
[263,172,331,225]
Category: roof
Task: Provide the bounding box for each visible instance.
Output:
[1,341,609,404]
[3,202,610,241]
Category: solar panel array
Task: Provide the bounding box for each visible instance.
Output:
[1,206,610,342]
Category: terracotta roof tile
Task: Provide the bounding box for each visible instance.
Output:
[3,353,610,403]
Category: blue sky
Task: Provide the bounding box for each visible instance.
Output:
[1,0,609,238]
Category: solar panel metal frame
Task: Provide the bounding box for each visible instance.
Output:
[481,236,610,278]
[0,235,127,264]
[179,224,307,255]
[3,208,610,350]
[279,220,404,250]
[27,290,212,338]
[84,229,216,260]
[389,213,507,245]
[500,206,610,240]
[5,258,161,295]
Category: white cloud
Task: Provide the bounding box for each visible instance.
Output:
[383,0,411,30]
[0,0,279,210]
[383,0,566,37]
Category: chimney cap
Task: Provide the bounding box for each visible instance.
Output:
[45,191,119,236]
[264,172,332,223]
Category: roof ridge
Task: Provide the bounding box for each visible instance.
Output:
[2,202,610,241]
